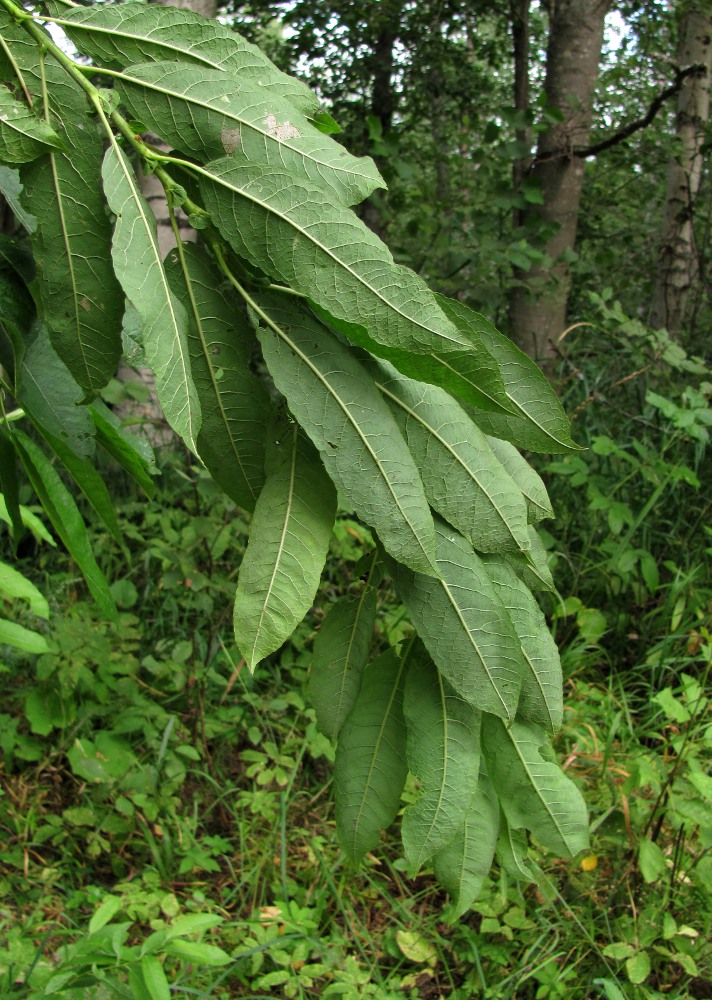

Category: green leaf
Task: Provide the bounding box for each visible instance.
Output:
[334,646,408,863]
[437,296,580,453]
[503,527,555,592]
[0,616,49,654]
[309,584,378,742]
[163,939,231,967]
[50,1,319,113]
[90,401,156,498]
[0,427,23,545]
[253,291,437,576]
[0,165,37,232]
[0,494,55,547]
[402,643,481,874]
[637,839,666,883]
[117,61,384,206]
[12,429,116,621]
[496,814,537,882]
[0,560,48,617]
[102,144,201,452]
[433,765,500,917]
[89,896,122,936]
[390,520,524,721]
[140,956,170,1000]
[483,558,563,733]
[485,436,553,523]
[233,423,336,670]
[199,160,473,361]
[0,84,65,163]
[625,951,651,985]
[21,97,123,396]
[18,323,96,458]
[164,242,270,510]
[482,716,589,857]
[373,359,530,553]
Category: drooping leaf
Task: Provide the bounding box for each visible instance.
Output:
[437,296,580,453]
[309,570,378,741]
[483,558,563,733]
[0,427,23,545]
[482,716,589,857]
[48,1,319,113]
[390,520,524,721]
[90,401,156,498]
[0,165,37,231]
[372,358,530,553]
[0,494,55,547]
[496,812,537,883]
[0,616,49,654]
[0,84,65,163]
[21,83,123,396]
[102,144,201,452]
[200,161,471,356]
[433,765,500,917]
[334,646,408,863]
[0,560,49,617]
[164,242,270,510]
[233,422,337,671]
[18,323,96,458]
[503,527,555,592]
[402,642,482,874]
[485,436,553,523]
[11,429,116,620]
[253,291,437,576]
[117,62,384,206]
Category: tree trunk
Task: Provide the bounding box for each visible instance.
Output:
[509,0,609,362]
[510,0,531,230]
[650,3,712,336]
[360,22,398,239]
[115,0,217,444]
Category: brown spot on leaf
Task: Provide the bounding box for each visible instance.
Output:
[221,127,241,154]
[262,114,300,141]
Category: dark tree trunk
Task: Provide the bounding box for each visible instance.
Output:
[510,0,530,229]
[650,4,712,336]
[509,0,609,362]
[360,23,398,239]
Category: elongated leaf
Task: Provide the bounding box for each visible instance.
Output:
[90,401,156,498]
[48,1,319,114]
[21,84,123,396]
[0,426,23,546]
[164,242,270,510]
[483,558,562,733]
[433,766,500,917]
[0,84,65,163]
[309,584,378,742]
[253,291,437,576]
[334,646,408,863]
[118,62,383,207]
[485,436,553,523]
[0,494,55,547]
[372,359,530,553]
[140,956,170,1000]
[504,527,555,592]
[200,161,471,356]
[11,430,116,620]
[0,560,48,618]
[0,616,49,654]
[18,323,96,458]
[0,165,37,232]
[482,716,589,857]
[234,423,336,670]
[496,812,537,883]
[402,642,481,874]
[437,296,580,453]
[102,144,200,452]
[390,520,524,721]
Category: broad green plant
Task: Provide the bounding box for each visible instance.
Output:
[0,0,587,916]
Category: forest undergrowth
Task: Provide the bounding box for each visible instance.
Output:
[1,304,711,999]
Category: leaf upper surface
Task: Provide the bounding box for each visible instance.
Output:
[199,160,473,360]
[433,765,500,917]
[117,62,383,207]
[334,647,408,863]
[373,359,530,553]
[47,1,318,113]
[391,520,524,720]
[402,643,482,874]
[254,292,437,576]
[483,716,589,857]
[233,424,336,671]
[164,242,270,511]
[102,145,201,452]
